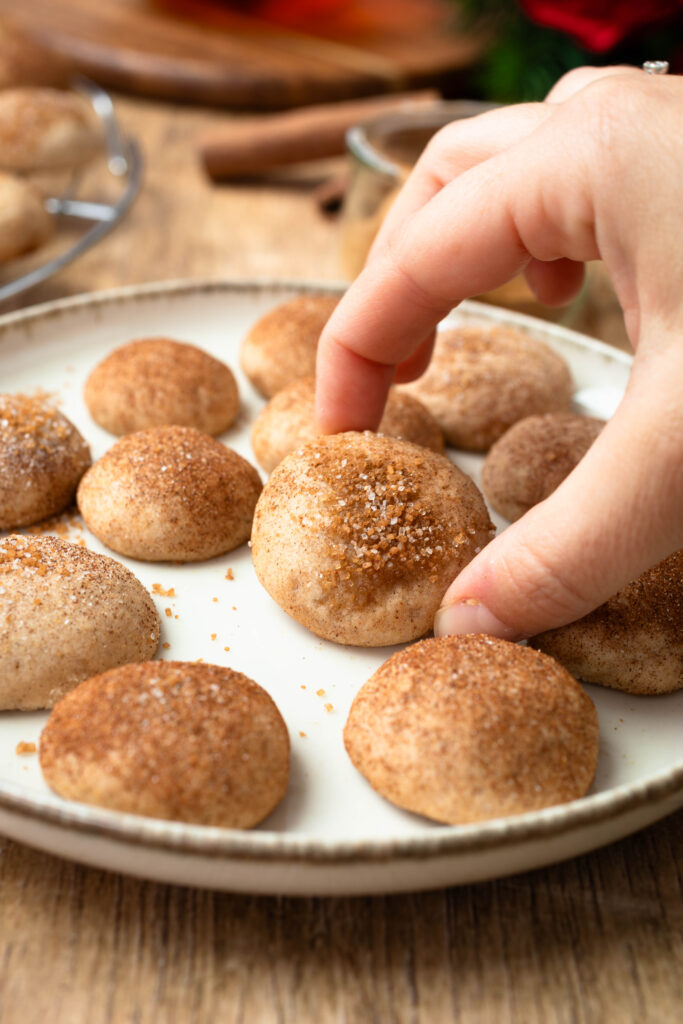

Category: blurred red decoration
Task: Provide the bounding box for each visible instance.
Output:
[520,0,683,52]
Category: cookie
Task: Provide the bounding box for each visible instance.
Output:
[0,393,91,529]
[84,337,240,437]
[251,375,444,473]
[531,550,683,694]
[39,661,290,828]
[77,426,262,562]
[0,534,160,710]
[481,412,604,521]
[344,634,599,824]
[0,172,53,263]
[0,87,101,172]
[251,432,493,646]
[240,293,339,398]
[401,324,573,451]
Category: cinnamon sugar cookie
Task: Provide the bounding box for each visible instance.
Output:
[77,426,262,562]
[344,634,599,824]
[84,337,240,436]
[251,376,444,473]
[251,432,493,646]
[531,550,683,694]
[0,173,53,263]
[0,393,91,529]
[240,294,339,398]
[0,534,160,710]
[482,412,604,521]
[401,324,573,451]
[0,87,100,172]
[40,661,290,828]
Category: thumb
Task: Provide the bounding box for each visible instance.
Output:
[434,350,683,640]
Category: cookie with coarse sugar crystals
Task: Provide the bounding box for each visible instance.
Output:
[344,634,599,824]
[0,534,160,710]
[251,431,494,646]
[40,661,290,828]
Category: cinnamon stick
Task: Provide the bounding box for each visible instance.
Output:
[199,89,440,180]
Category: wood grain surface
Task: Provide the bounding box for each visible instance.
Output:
[1,90,676,1024]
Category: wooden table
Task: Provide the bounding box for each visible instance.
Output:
[0,94,680,1024]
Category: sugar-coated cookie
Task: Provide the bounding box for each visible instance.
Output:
[0,534,160,710]
[344,634,599,824]
[0,393,91,529]
[240,294,339,398]
[40,661,290,828]
[77,426,262,562]
[481,412,604,521]
[0,87,101,171]
[401,324,573,451]
[251,432,493,646]
[0,173,53,263]
[84,337,240,436]
[531,550,682,694]
[251,376,444,473]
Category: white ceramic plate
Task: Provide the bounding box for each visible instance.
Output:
[1,279,681,896]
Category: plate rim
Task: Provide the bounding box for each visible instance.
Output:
[4,275,676,870]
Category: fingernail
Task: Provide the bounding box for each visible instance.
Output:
[433,599,522,641]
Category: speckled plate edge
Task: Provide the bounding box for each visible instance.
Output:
[1,276,679,880]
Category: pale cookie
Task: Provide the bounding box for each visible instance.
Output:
[84,337,240,436]
[401,324,573,451]
[0,534,160,710]
[0,393,91,529]
[39,661,290,828]
[251,432,494,646]
[251,376,445,473]
[344,634,599,825]
[0,87,101,171]
[240,293,339,398]
[77,426,262,562]
[0,172,53,263]
[531,550,683,694]
[481,412,605,521]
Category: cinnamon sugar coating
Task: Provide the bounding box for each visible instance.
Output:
[251,376,444,473]
[0,534,160,710]
[77,425,262,562]
[482,413,604,521]
[401,324,573,451]
[251,432,494,646]
[84,337,240,437]
[344,634,599,824]
[531,550,683,694]
[0,173,53,263]
[40,661,290,827]
[240,294,339,398]
[0,87,101,172]
[0,393,91,528]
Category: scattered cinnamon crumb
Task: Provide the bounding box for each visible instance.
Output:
[16,741,36,755]
[223,646,230,652]
[316,688,325,697]
[211,633,217,641]
[324,703,334,713]
[174,614,179,620]
[212,597,219,603]
[299,731,307,738]
[164,607,172,618]
[231,606,236,611]
[152,583,176,597]
[225,568,234,580]
[162,642,171,650]
[195,657,204,663]
[300,685,306,690]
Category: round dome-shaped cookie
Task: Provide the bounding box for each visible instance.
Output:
[482,412,604,522]
[0,534,160,710]
[0,173,53,263]
[40,661,290,828]
[240,293,339,398]
[401,324,573,451]
[84,337,240,437]
[251,376,445,473]
[0,393,91,529]
[251,432,494,646]
[77,425,262,562]
[531,550,682,695]
[344,634,599,824]
[0,87,101,172]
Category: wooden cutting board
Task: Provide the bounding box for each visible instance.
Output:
[0,0,486,109]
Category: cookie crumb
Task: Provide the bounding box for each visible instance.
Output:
[162,642,171,650]
[211,633,217,641]
[164,607,172,618]
[152,583,176,597]
[299,731,307,738]
[324,703,334,713]
[16,741,36,755]
[225,568,234,580]
[224,646,231,652]
[316,688,325,697]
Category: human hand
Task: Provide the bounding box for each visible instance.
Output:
[315,66,683,640]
